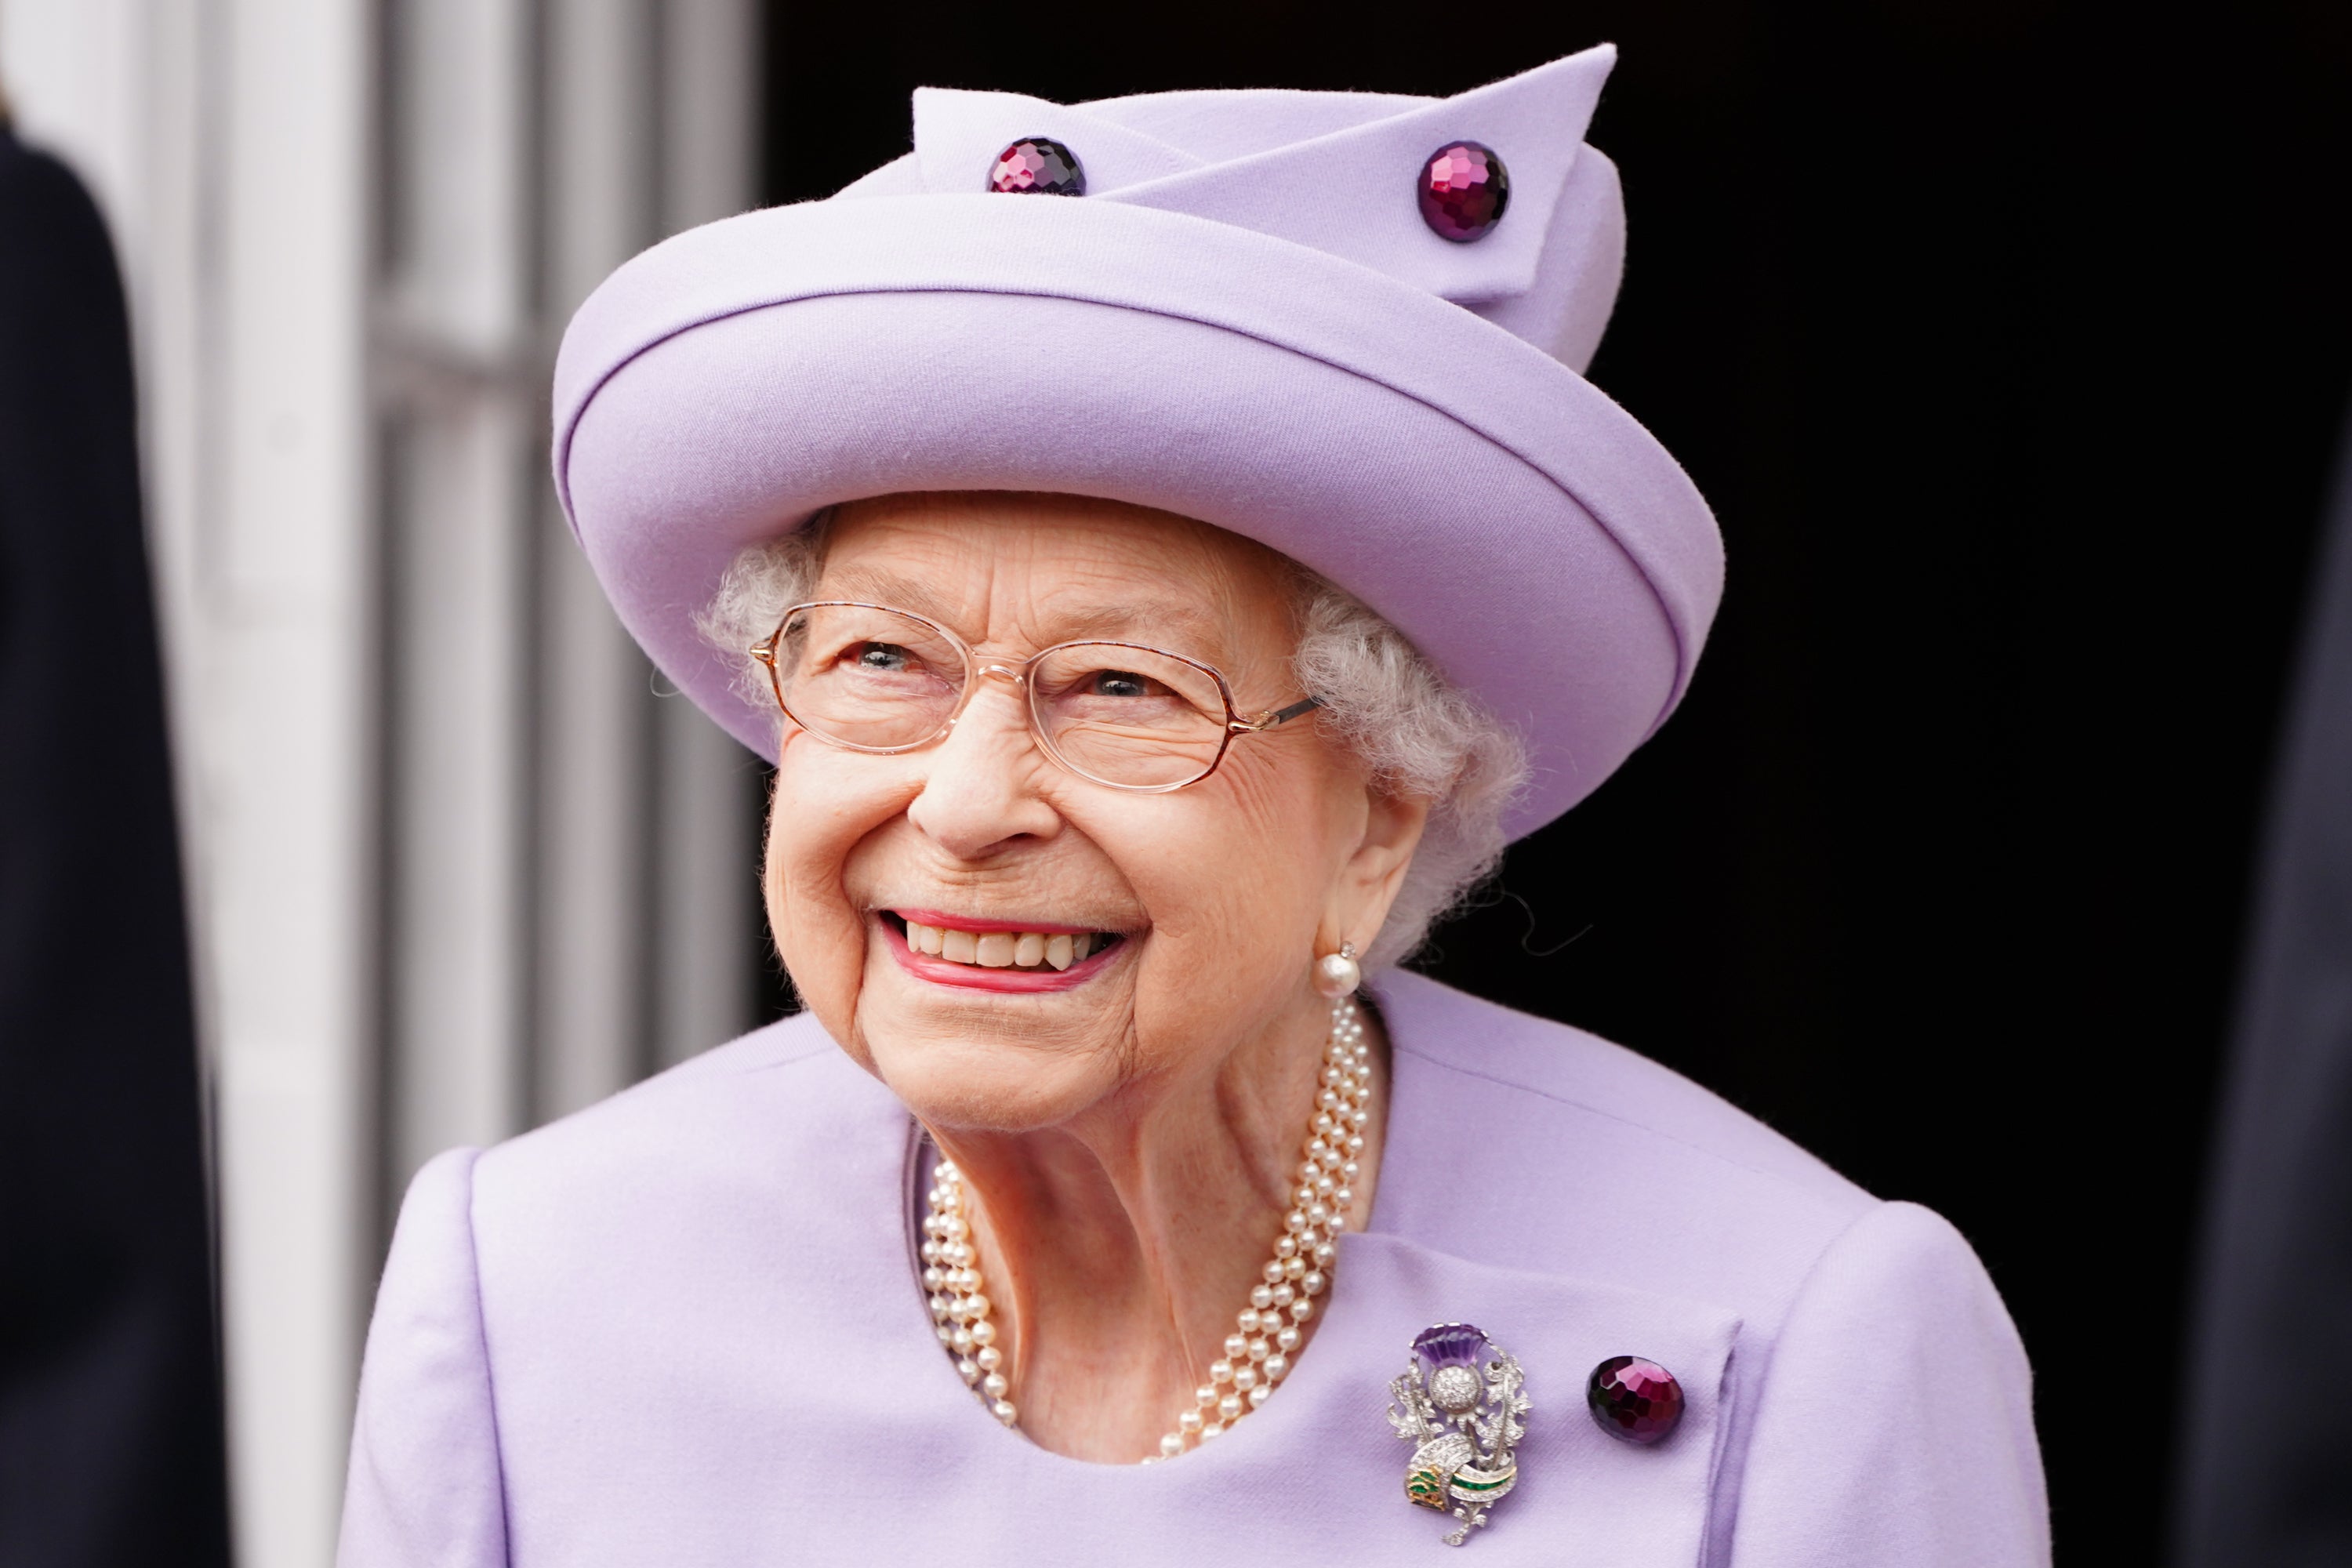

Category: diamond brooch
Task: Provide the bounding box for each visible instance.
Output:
[1387,1323,1529,1546]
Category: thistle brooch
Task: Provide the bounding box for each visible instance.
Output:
[1387,1323,1530,1546]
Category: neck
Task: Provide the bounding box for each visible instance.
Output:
[927,987,1388,1464]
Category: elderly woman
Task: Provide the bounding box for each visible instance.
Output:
[339,47,2046,1566]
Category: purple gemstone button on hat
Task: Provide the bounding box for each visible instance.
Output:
[1417,141,1509,241]
[1587,1356,1682,1444]
[989,137,1086,196]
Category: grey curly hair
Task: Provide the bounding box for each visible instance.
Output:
[701,514,1526,967]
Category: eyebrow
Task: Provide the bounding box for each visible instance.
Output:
[817,567,1230,653]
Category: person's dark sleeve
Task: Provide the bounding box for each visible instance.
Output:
[2175,405,2352,1566]
[0,125,232,1568]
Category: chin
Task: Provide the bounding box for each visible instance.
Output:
[865,1028,1123,1136]
[849,933,1135,1134]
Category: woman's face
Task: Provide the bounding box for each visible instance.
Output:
[764,492,1424,1134]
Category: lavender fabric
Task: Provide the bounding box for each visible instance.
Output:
[338,972,2049,1566]
[550,48,1723,839]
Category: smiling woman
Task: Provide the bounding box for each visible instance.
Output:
[338,47,2048,1568]
[728,492,1439,1458]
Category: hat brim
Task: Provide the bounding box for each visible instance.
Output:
[554,194,1721,840]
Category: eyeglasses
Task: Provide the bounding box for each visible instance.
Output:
[750,601,1322,793]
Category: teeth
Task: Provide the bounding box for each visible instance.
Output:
[903,920,1109,972]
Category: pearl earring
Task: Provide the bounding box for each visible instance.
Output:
[1312,942,1361,999]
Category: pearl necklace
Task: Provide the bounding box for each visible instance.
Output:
[920,993,1373,1462]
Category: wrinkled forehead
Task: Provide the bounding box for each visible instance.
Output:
[814,492,1301,670]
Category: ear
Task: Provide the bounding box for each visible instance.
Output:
[1318,783,1432,957]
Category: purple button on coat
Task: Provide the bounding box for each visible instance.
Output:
[338,972,2049,1566]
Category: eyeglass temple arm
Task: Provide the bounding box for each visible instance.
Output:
[1232,695,1323,733]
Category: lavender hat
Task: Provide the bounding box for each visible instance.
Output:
[552,44,1722,840]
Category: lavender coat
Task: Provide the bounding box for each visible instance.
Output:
[338,971,2048,1565]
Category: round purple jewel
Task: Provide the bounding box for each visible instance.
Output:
[1417,140,1509,242]
[1588,1356,1684,1445]
[988,137,1086,196]
[1412,1322,1491,1371]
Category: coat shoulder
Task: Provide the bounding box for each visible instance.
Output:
[467,1009,895,1220]
[1379,969,1869,1203]
[1373,971,1880,1329]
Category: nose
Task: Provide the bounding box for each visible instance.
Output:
[902,673,1061,859]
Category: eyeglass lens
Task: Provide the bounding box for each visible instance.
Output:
[772,604,1234,789]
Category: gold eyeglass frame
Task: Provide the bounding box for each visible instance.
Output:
[750,600,1323,793]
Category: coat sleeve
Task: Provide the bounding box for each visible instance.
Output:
[338,1149,510,1568]
[1724,1201,2049,1567]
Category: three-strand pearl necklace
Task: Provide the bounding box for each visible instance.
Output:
[920,993,1374,1462]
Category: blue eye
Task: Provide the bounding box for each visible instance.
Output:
[1089,670,1158,699]
[855,643,914,673]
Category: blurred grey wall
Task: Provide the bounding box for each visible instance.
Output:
[0,2,763,1563]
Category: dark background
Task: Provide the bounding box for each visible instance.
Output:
[762,4,2352,1561]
